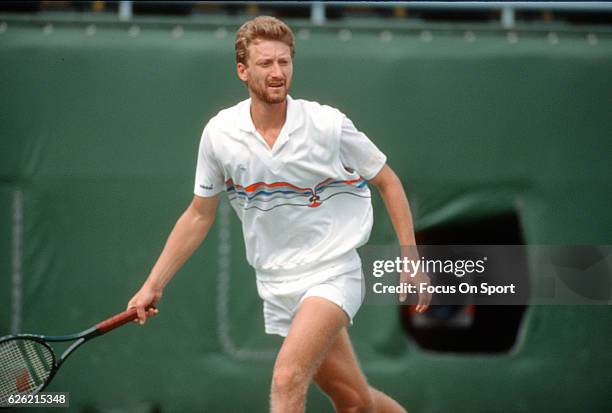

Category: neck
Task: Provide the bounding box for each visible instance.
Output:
[249,95,287,132]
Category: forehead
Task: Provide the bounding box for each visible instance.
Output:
[248,39,291,60]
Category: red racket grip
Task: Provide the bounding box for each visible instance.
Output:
[95,307,153,335]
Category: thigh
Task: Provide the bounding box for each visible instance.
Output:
[313,328,371,405]
[274,296,349,376]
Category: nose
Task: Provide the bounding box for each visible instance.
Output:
[270,61,283,78]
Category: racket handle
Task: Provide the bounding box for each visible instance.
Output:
[96,307,152,335]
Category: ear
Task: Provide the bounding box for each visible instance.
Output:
[237,62,248,82]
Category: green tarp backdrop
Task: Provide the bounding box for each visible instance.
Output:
[1,18,611,412]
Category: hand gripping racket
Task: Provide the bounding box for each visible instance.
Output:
[0,307,149,405]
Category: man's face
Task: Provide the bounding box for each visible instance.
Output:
[237,39,293,105]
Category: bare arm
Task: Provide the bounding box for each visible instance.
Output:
[369,165,416,246]
[127,194,220,323]
[370,165,430,312]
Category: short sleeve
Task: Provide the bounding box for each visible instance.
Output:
[339,117,387,180]
[194,125,224,197]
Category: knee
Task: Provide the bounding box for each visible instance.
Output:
[272,364,309,395]
[339,397,375,413]
[337,391,375,413]
[321,380,374,413]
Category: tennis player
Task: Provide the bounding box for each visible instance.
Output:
[128,16,429,413]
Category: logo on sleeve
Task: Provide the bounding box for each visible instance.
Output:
[200,184,214,190]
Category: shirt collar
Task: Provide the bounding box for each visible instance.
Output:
[237,95,303,135]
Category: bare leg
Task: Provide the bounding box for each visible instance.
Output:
[314,328,408,413]
[270,296,349,413]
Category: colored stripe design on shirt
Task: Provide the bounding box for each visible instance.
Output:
[226,177,369,211]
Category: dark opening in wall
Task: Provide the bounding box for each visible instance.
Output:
[401,211,528,353]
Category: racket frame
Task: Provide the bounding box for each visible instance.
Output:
[0,326,101,395]
[1,307,143,398]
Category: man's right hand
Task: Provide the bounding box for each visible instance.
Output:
[127,284,162,325]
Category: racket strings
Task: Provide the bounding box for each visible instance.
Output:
[0,339,54,403]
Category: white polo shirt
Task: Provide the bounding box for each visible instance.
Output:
[194,96,387,282]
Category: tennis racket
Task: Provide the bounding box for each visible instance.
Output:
[0,307,150,405]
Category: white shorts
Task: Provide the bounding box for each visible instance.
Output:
[255,267,365,337]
